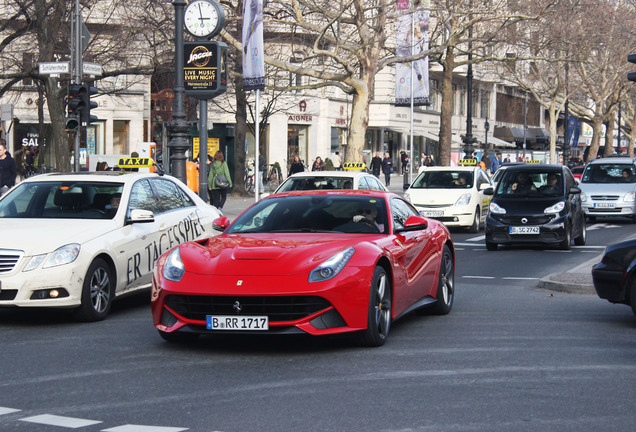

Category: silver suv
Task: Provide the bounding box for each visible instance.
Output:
[579,157,636,222]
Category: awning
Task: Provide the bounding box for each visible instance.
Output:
[474,134,516,148]
[494,126,532,142]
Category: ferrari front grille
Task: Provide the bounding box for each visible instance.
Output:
[165,295,331,322]
[0,249,23,274]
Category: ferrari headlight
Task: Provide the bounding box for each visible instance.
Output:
[23,254,46,272]
[308,247,355,283]
[544,201,565,214]
[42,244,81,269]
[455,193,472,207]
[489,202,506,214]
[163,248,185,282]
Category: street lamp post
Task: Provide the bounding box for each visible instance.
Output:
[167,0,190,184]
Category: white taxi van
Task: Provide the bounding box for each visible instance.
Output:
[0,168,221,321]
[405,162,493,232]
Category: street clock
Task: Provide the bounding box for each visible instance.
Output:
[184,0,225,39]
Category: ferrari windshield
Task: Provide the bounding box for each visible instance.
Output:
[0,181,124,219]
[227,194,389,234]
[411,171,474,189]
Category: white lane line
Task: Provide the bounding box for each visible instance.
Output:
[0,407,21,415]
[462,276,495,279]
[502,277,539,280]
[20,414,102,428]
[466,235,485,242]
[102,425,188,432]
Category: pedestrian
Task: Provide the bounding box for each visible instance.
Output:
[332,151,342,171]
[420,152,426,168]
[208,151,232,211]
[0,140,17,195]
[381,152,393,186]
[288,155,304,176]
[400,151,408,175]
[504,154,511,163]
[370,152,382,178]
[311,156,325,171]
[490,151,502,174]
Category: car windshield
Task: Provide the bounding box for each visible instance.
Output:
[411,171,474,189]
[277,176,355,192]
[496,170,562,196]
[581,163,636,184]
[0,181,125,219]
[226,194,389,234]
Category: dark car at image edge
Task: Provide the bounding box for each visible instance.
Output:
[592,238,636,316]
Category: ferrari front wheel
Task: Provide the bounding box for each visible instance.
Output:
[359,266,392,347]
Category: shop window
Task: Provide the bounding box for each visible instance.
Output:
[113,120,130,155]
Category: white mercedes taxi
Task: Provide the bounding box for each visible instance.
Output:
[0,171,221,321]
[405,165,493,232]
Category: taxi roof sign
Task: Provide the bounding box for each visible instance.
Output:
[526,160,541,165]
[458,158,478,166]
[117,157,154,168]
[343,162,366,170]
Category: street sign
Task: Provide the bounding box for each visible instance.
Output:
[83,62,102,76]
[81,22,91,53]
[39,62,70,75]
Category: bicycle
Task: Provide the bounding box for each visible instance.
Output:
[264,164,283,192]
[244,162,255,195]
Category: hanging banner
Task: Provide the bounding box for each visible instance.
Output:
[395,0,430,106]
[567,117,580,148]
[242,0,265,91]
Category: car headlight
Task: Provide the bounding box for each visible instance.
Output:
[544,201,565,214]
[308,247,355,283]
[489,202,506,214]
[404,192,411,202]
[580,192,588,202]
[624,192,635,202]
[455,193,472,207]
[23,254,46,272]
[41,244,81,269]
[163,248,185,282]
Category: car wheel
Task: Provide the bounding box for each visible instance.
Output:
[574,215,586,246]
[429,245,454,315]
[468,207,480,233]
[158,329,200,343]
[73,258,113,322]
[486,241,498,251]
[559,223,572,250]
[358,266,392,347]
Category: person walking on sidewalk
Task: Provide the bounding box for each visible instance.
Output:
[208,151,232,211]
[381,152,393,187]
[0,140,17,196]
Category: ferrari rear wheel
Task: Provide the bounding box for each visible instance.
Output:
[430,245,454,315]
[359,266,392,347]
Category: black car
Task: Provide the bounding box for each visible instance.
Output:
[592,238,636,316]
[484,164,586,250]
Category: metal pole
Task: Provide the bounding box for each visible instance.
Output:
[618,101,621,153]
[462,8,475,159]
[73,1,82,172]
[523,93,528,159]
[563,61,570,164]
[168,0,190,184]
[254,89,260,202]
[405,9,414,189]
[199,100,208,201]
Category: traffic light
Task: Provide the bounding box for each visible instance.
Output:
[80,84,99,126]
[628,54,636,82]
[65,84,83,133]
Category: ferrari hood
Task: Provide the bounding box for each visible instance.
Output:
[179,234,366,276]
[0,219,116,255]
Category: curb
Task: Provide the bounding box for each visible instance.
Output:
[537,254,602,295]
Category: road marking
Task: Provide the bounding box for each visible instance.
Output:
[466,235,485,242]
[102,425,188,432]
[0,407,20,415]
[462,276,495,279]
[587,223,622,231]
[20,414,102,428]
[502,277,539,280]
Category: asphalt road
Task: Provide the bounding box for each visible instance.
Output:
[1,176,635,432]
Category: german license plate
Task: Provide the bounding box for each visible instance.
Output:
[510,226,539,234]
[421,211,444,217]
[594,202,616,208]
[206,315,269,330]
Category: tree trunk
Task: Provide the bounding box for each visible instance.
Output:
[603,116,615,157]
[586,117,603,162]
[438,47,455,166]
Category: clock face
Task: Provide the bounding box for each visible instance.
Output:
[184,0,221,38]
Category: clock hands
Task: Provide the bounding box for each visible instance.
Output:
[197,3,210,23]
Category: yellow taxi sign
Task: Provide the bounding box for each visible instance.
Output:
[343,162,366,170]
[117,157,154,168]
[458,158,478,166]
[526,160,541,165]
